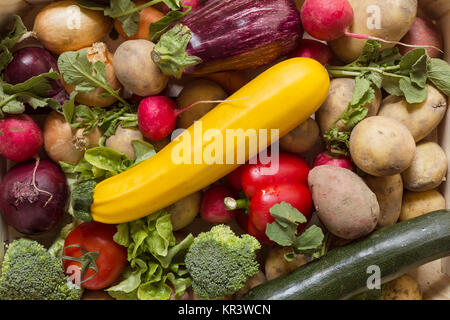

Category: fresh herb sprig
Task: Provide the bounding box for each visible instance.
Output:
[0,15,29,72]
[265,202,325,261]
[60,141,156,221]
[57,49,129,107]
[77,0,185,37]
[0,71,61,118]
[324,40,450,155]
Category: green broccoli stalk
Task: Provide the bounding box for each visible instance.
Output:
[185,225,261,300]
[0,238,82,300]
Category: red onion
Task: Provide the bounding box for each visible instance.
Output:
[3,46,64,97]
[0,159,68,235]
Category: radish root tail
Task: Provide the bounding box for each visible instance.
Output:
[344,29,444,53]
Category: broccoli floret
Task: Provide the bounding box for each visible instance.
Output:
[0,238,82,300]
[185,225,261,300]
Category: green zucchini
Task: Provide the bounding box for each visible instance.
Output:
[243,210,450,300]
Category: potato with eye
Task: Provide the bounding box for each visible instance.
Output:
[399,189,446,222]
[105,125,144,161]
[349,116,416,176]
[166,191,202,231]
[113,40,168,96]
[401,141,448,192]
[383,275,422,300]
[316,78,382,135]
[176,79,227,129]
[377,85,448,142]
[280,118,319,154]
[265,246,307,281]
[328,0,417,63]
[364,174,403,228]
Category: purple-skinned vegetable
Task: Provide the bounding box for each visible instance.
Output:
[0,159,69,235]
[3,46,65,98]
[151,0,303,77]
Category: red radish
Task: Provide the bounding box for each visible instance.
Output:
[313,151,354,171]
[292,39,334,65]
[0,114,43,162]
[138,96,178,141]
[200,186,238,224]
[161,0,201,13]
[301,0,442,52]
[138,96,235,141]
[301,0,354,42]
[400,17,443,58]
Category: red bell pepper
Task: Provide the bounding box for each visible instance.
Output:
[225,152,313,244]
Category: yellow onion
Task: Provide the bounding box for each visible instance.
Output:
[44,111,103,165]
[33,0,111,54]
[62,42,123,108]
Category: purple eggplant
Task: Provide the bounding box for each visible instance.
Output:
[152,0,303,77]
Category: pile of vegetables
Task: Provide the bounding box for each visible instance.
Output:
[0,0,449,301]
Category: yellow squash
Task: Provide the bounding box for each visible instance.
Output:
[91,58,330,224]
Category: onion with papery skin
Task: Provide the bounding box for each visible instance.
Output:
[62,42,122,108]
[33,0,112,54]
[0,159,69,235]
[43,111,103,165]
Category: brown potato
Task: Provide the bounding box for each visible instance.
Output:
[113,40,168,96]
[377,85,448,142]
[265,246,307,281]
[399,189,446,222]
[105,125,144,161]
[349,116,416,176]
[329,0,417,63]
[308,165,379,240]
[166,191,202,231]
[402,141,448,192]
[176,79,227,129]
[383,275,422,300]
[280,118,319,153]
[364,174,403,228]
[234,271,266,299]
[316,78,381,135]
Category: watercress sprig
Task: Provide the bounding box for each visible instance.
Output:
[77,0,184,37]
[57,49,130,107]
[324,40,450,155]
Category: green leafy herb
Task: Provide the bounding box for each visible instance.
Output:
[0,15,28,72]
[60,141,156,221]
[323,76,374,155]
[324,40,450,155]
[57,49,129,107]
[107,211,193,300]
[151,24,202,78]
[265,202,324,261]
[0,71,61,118]
[78,0,183,38]
[149,6,191,42]
[427,58,450,96]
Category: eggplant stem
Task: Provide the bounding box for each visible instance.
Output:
[32,157,53,207]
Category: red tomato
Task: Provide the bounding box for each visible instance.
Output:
[63,222,127,290]
[249,183,313,233]
[241,152,310,198]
